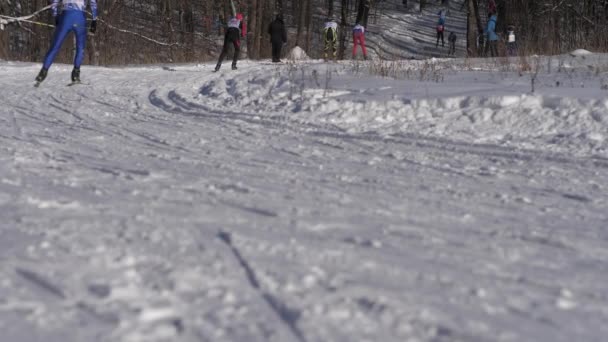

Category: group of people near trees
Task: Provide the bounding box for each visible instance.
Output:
[479,0,517,57]
[321,18,369,61]
[439,0,517,58]
[34,0,517,84]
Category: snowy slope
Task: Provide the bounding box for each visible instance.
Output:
[365,0,468,59]
[1,57,608,342]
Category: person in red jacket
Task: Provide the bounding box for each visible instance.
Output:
[488,0,497,14]
[352,23,368,60]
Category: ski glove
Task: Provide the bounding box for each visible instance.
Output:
[89,20,97,34]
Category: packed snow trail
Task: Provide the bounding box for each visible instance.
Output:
[367,0,468,58]
[1,58,607,342]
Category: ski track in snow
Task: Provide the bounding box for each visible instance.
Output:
[1,57,608,342]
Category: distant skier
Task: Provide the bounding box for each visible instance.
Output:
[268,14,287,63]
[323,18,338,60]
[35,0,98,85]
[352,22,368,60]
[506,25,517,57]
[448,31,457,56]
[485,12,498,57]
[441,0,450,14]
[488,0,497,14]
[436,10,446,48]
[215,14,245,71]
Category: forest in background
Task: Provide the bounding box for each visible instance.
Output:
[1,0,608,65]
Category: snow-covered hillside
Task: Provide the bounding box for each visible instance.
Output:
[366,0,468,59]
[1,56,608,342]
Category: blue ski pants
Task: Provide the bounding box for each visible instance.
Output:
[43,10,87,70]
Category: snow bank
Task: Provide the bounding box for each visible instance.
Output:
[570,49,593,57]
[195,62,608,157]
[287,46,310,61]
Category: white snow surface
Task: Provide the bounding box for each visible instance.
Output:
[287,46,310,61]
[570,49,593,57]
[1,57,608,342]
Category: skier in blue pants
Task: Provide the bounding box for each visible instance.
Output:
[36,0,98,84]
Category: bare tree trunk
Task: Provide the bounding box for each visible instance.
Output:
[249,0,259,58]
[338,0,347,59]
[254,0,265,58]
[305,0,313,51]
[296,0,307,46]
[0,0,9,59]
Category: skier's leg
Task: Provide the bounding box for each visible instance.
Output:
[72,12,88,69]
[272,42,280,61]
[360,34,367,58]
[216,34,230,70]
[71,11,87,82]
[232,38,240,69]
[42,14,72,70]
[332,40,338,60]
[352,35,358,58]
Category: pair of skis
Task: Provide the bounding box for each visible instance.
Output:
[34,81,85,88]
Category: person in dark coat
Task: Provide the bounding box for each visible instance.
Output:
[448,31,457,56]
[268,15,287,63]
[436,10,446,48]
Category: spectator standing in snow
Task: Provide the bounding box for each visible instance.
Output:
[352,22,368,60]
[215,14,245,71]
[35,0,98,85]
[485,12,498,57]
[268,14,287,63]
[323,18,338,60]
[506,25,517,57]
[436,10,446,48]
[448,31,457,56]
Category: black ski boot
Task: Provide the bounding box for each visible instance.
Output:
[214,64,221,72]
[35,68,48,83]
[231,64,238,70]
[71,67,81,83]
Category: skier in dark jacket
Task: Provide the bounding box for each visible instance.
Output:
[268,15,287,63]
[35,0,98,85]
[436,10,446,48]
[215,14,244,71]
[448,31,457,56]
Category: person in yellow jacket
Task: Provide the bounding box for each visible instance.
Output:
[323,19,338,60]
